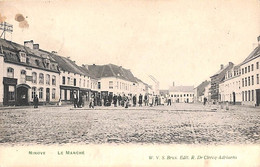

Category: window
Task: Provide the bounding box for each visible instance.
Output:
[8,85,15,101]
[38,88,43,99]
[184,94,186,97]
[109,81,113,89]
[252,76,254,85]
[67,77,70,85]
[251,64,254,71]
[245,67,247,73]
[248,66,250,72]
[242,78,244,87]
[98,82,101,89]
[252,90,254,101]
[180,94,182,97]
[248,76,250,86]
[74,78,76,86]
[87,80,89,88]
[62,76,65,85]
[248,90,251,101]
[20,70,26,83]
[39,73,44,84]
[52,88,56,99]
[7,67,14,78]
[245,77,247,86]
[257,74,259,84]
[46,74,50,85]
[242,68,244,74]
[32,87,36,99]
[83,80,86,87]
[79,79,81,87]
[242,91,244,101]
[19,52,27,63]
[52,75,56,85]
[257,62,259,69]
[32,72,37,84]
[245,91,247,101]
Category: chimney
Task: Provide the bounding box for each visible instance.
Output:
[220,64,224,70]
[52,51,57,54]
[258,35,260,46]
[33,44,39,50]
[173,82,175,87]
[24,40,34,49]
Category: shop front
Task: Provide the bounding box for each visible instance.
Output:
[3,77,17,106]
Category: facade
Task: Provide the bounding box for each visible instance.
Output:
[210,62,234,103]
[240,44,260,106]
[219,64,242,104]
[169,86,194,103]
[0,39,60,106]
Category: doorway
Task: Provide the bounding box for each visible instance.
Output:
[46,88,50,103]
[233,92,236,105]
[256,89,260,106]
[17,86,29,106]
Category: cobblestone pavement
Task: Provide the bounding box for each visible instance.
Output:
[0,103,259,145]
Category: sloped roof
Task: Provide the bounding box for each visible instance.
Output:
[88,64,137,83]
[169,86,194,92]
[241,46,260,65]
[211,62,234,78]
[49,54,85,75]
[0,38,59,72]
[195,80,210,96]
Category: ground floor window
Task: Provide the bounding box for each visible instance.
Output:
[248,90,251,101]
[8,85,15,101]
[39,88,43,99]
[245,91,247,101]
[252,90,254,101]
[52,88,56,99]
[32,87,36,99]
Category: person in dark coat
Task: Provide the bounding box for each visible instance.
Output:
[155,95,158,106]
[133,95,137,107]
[33,94,39,108]
[108,94,112,106]
[138,94,143,107]
[144,94,148,106]
[203,97,207,105]
[78,94,83,108]
[118,94,122,106]
[113,94,118,107]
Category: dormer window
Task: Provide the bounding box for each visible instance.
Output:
[44,59,50,69]
[19,52,27,63]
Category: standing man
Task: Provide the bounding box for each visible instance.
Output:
[167,94,171,106]
[118,94,122,106]
[133,95,137,107]
[113,94,118,107]
[144,94,148,106]
[155,95,158,106]
[73,91,78,108]
[33,94,39,108]
[138,94,143,107]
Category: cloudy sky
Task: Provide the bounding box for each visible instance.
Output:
[0,0,259,89]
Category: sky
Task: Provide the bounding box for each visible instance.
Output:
[0,0,260,89]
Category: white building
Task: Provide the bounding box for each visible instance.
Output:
[0,39,60,106]
[219,64,242,104]
[240,38,260,106]
[169,86,194,103]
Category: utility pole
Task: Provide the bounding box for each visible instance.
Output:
[0,22,13,40]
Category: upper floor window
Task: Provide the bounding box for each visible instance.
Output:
[242,68,244,74]
[245,67,247,73]
[52,75,56,85]
[248,66,250,72]
[79,79,82,87]
[83,79,86,87]
[39,73,44,84]
[252,75,254,85]
[62,76,65,85]
[46,74,50,85]
[32,72,37,84]
[44,59,50,69]
[74,78,76,86]
[20,70,26,83]
[251,64,254,71]
[257,74,259,84]
[98,82,101,89]
[256,62,259,69]
[19,52,27,63]
[67,77,70,85]
[7,67,14,78]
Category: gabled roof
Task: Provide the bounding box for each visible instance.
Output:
[195,80,210,96]
[0,38,59,72]
[88,64,137,83]
[210,62,234,78]
[241,46,260,65]
[49,54,85,75]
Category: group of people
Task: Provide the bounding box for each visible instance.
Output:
[82,93,164,109]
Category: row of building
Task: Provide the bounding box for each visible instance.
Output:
[0,38,157,106]
[194,36,260,106]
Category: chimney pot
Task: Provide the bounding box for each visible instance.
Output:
[51,51,57,54]
[33,44,39,50]
[221,64,224,70]
[24,40,34,49]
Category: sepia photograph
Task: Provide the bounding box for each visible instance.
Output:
[0,0,259,166]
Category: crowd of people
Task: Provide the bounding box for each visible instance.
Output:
[72,92,171,109]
